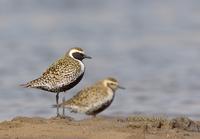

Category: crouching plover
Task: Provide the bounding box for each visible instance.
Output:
[21,47,91,117]
[56,77,125,117]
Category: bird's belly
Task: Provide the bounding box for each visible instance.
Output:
[86,100,112,115]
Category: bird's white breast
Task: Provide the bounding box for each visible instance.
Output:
[79,60,85,75]
[70,56,85,75]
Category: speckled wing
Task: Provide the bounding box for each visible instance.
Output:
[41,56,82,92]
[63,85,108,108]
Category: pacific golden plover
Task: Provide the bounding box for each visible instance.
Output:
[57,77,125,117]
[21,47,91,116]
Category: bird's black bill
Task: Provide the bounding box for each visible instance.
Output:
[84,55,92,59]
[118,85,125,89]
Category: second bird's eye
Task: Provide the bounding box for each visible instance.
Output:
[110,83,114,85]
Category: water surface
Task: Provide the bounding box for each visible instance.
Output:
[1,0,200,120]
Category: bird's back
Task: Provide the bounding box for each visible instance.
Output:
[23,56,83,92]
[62,82,114,114]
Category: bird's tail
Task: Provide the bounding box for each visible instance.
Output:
[20,83,31,88]
[51,103,68,108]
[20,77,45,88]
[52,104,61,108]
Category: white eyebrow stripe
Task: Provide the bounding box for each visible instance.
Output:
[68,49,85,76]
[69,49,84,58]
[103,80,117,87]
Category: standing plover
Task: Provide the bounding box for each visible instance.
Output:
[21,47,91,116]
[57,77,125,117]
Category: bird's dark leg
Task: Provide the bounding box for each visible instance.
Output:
[93,114,97,118]
[56,93,60,117]
[62,97,65,117]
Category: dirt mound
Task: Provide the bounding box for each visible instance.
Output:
[0,116,200,139]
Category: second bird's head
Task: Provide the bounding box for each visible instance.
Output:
[67,47,92,61]
[103,77,125,92]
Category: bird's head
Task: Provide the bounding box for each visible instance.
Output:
[103,77,125,92]
[67,47,92,61]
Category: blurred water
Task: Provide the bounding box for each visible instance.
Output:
[1,0,200,120]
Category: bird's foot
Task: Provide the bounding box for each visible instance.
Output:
[54,114,73,120]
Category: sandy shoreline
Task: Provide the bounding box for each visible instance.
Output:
[0,116,200,139]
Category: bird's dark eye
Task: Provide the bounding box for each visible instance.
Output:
[110,83,114,86]
[72,52,84,61]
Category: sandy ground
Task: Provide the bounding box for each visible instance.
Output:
[0,116,200,139]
